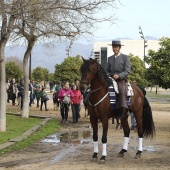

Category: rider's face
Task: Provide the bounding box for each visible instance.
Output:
[112,45,121,55]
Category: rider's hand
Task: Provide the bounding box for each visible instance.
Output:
[113,74,119,80]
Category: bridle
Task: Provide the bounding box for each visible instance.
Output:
[80,61,109,107]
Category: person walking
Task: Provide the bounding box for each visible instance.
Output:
[106,40,131,119]
[49,81,54,93]
[71,85,82,123]
[18,78,24,110]
[58,82,74,124]
[54,81,62,110]
[6,79,10,103]
[40,87,48,111]
[34,85,41,108]
[9,78,17,106]
[28,80,34,107]
[74,78,82,118]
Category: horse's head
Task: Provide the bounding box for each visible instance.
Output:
[80,57,98,89]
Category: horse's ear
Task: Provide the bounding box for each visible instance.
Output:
[81,56,86,62]
[95,58,98,62]
[92,57,98,64]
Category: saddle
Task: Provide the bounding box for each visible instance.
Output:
[109,77,119,94]
[109,77,134,97]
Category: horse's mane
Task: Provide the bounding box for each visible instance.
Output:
[96,62,112,87]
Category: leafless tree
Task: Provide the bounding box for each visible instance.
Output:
[0,0,17,131]
[0,0,118,130]
[13,0,118,118]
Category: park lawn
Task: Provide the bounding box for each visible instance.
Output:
[0,115,60,155]
[0,114,42,144]
[0,118,61,156]
[146,91,170,99]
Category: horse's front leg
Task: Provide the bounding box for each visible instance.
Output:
[99,119,108,163]
[91,116,98,161]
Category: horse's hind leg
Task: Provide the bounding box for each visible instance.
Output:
[118,115,130,157]
[134,111,143,159]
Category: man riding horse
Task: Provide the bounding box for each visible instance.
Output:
[106,40,131,120]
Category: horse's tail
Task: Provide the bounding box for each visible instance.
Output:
[142,97,155,139]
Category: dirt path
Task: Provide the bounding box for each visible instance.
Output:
[0,101,170,170]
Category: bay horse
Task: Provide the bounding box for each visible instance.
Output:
[80,57,155,163]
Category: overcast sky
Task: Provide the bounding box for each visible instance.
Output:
[80,0,170,43]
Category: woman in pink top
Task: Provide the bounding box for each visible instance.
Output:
[71,85,82,123]
[58,81,74,124]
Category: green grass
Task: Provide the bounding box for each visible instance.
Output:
[0,114,42,144]
[0,115,61,155]
[146,91,170,99]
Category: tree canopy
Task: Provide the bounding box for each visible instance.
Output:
[5,61,23,82]
[145,37,170,89]
[32,66,49,82]
[54,55,83,84]
[128,54,147,87]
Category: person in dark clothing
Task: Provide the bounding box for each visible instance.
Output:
[6,79,10,103]
[49,81,54,93]
[9,78,17,106]
[18,78,24,110]
[28,80,34,107]
[40,88,48,111]
[34,86,41,108]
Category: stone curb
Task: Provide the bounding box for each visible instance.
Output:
[0,116,51,150]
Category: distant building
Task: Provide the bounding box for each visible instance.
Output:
[93,39,160,70]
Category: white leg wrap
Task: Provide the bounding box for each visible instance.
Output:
[138,138,143,151]
[94,141,98,153]
[123,137,129,150]
[102,143,107,156]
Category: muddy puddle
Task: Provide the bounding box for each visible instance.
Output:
[41,130,92,145]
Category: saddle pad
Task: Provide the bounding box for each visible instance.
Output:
[109,86,132,110]
[109,86,116,110]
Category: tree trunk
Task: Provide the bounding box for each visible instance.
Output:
[156,85,158,94]
[21,40,36,118]
[0,41,7,131]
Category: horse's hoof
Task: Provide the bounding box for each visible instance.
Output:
[91,153,98,162]
[99,156,106,164]
[135,150,142,159]
[117,149,127,157]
